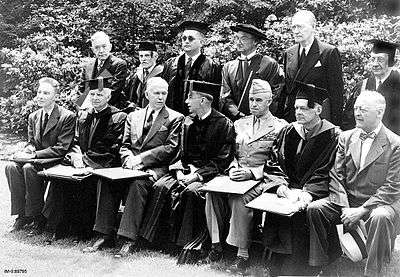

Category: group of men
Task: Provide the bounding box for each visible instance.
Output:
[4,8,400,277]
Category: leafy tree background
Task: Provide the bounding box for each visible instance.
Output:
[0,0,399,134]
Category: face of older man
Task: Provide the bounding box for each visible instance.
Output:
[181,30,203,55]
[249,92,271,117]
[294,99,320,126]
[89,89,110,111]
[369,52,390,79]
[91,34,112,61]
[36,82,57,109]
[185,91,204,115]
[291,13,315,45]
[146,81,168,111]
[139,51,157,69]
[234,31,257,55]
[354,95,383,132]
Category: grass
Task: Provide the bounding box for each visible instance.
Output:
[0,132,399,276]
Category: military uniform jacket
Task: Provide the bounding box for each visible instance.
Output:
[230,114,288,180]
[68,105,127,168]
[220,54,284,120]
[181,109,235,182]
[342,70,400,135]
[124,64,164,109]
[162,53,221,115]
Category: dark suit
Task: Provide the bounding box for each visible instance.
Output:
[124,64,164,109]
[163,54,221,115]
[42,106,126,236]
[277,38,344,125]
[93,106,184,241]
[307,126,400,276]
[5,104,75,217]
[220,54,284,120]
[79,55,128,108]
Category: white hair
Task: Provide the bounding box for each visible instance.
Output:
[357,90,386,112]
[90,31,111,44]
[293,10,317,28]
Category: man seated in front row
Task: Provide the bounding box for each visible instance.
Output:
[5,77,75,234]
[204,79,288,272]
[82,77,184,257]
[307,90,400,277]
[43,78,126,240]
[262,82,341,276]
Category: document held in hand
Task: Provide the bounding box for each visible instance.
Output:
[245,193,301,216]
[199,175,259,195]
[38,164,91,182]
[91,167,151,180]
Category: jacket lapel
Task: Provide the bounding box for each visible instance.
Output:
[142,107,168,146]
[34,110,42,143]
[96,55,111,77]
[295,39,320,83]
[349,131,361,170]
[360,127,387,172]
[135,108,147,140]
[249,116,275,143]
[149,64,164,79]
[286,45,299,86]
[43,105,60,136]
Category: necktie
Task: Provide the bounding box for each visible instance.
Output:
[88,116,99,147]
[359,131,376,141]
[377,79,382,90]
[253,117,260,135]
[237,58,249,89]
[142,109,155,138]
[97,60,104,73]
[185,56,192,80]
[299,48,306,68]
[41,112,49,140]
[143,69,149,80]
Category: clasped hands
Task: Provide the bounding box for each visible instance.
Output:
[229,167,253,181]
[13,145,36,159]
[176,165,200,186]
[276,185,313,210]
[341,206,369,230]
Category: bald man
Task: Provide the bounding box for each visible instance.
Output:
[83,77,184,257]
[204,79,288,271]
[307,91,400,277]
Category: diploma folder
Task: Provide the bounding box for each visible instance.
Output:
[91,167,151,180]
[199,176,259,195]
[245,193,300,216]
[38,164,91,182]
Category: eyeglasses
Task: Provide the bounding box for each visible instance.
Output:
[369,56,387,63]
[182,36,196,42]
[234,35,252,43]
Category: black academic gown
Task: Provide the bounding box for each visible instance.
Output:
[263,120,340,276]
[43,106,126,238]
[163,54,221,115]
[342,70,400,135]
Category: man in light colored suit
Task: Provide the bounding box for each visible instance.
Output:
[5,77,75,234]
[82,77,184,257]
[205,79,287,272]
[307,90,400,276]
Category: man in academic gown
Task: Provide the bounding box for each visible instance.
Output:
[308,91,400,277]
[124,41,164,110]
[43,78,127,240]
[276,10,344,126]
[220,23,284,120]
[162,21,221,115]
[78,31,128,109]
[204,79,288,272]
[82,77,183,258]
[262,82,341,276]
[5,77,75,235]
[342,39,400,135]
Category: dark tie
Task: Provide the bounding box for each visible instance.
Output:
[97,60,104,73]
[185,57,192,80]
[142,109,155,138]
[143,68,149,80]
[299,48,306,68]
[377,79,382,90]
[237,58,248,88]
[41,112,49,140]
[359,131,376,142]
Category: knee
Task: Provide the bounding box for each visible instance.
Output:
[306,199,326,219]
[370,206,391,223]
[22,163,35,173]
[5,162,19,174]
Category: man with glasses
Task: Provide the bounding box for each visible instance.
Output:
[342,39,400,135]
[220,23,283,121]
[162,21,221,115]
[276,10,344,126]
[78,31,128,109]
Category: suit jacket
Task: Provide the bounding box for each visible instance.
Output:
[27,104,75,160]
[230,114,288,180]
[120,106,184,180]
[278,38,344,125]
[162,53,221,115]
[124,64,164,109]
[79,54,128,108]
[68,105,127,168]
[342,70,400,135]
[220,54,284,120]
[329,126,400,214]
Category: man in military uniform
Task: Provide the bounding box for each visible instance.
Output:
[220,23,284,121]
[205,79,288,272]
[162,21,221,115]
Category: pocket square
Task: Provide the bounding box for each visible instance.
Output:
[159,125,168,131]
[314,61,322,67]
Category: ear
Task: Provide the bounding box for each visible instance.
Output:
[314,104,322,115]
[145,90,150,100]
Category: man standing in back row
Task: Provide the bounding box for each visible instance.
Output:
[277,10,344,126]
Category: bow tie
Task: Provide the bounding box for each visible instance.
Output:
[359,131,376,141]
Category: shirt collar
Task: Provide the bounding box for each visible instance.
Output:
[186,52,201,64]
[200,109,212,120]
[93,104,109,114]
[375,69,392,85]
[147,106,161,121]
[299,42,313,56]
[43,104,55,117]
[240,49,257,60]
[143,64,155,74]
[359,122,382,137]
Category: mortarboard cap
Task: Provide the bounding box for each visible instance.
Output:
[138,41,157,52]
[295,81,328,106]
[186,80,221,103]
[367,39,400,66]
[178,21,210,34]
[86,76,112,91]
[230,23,267,40]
